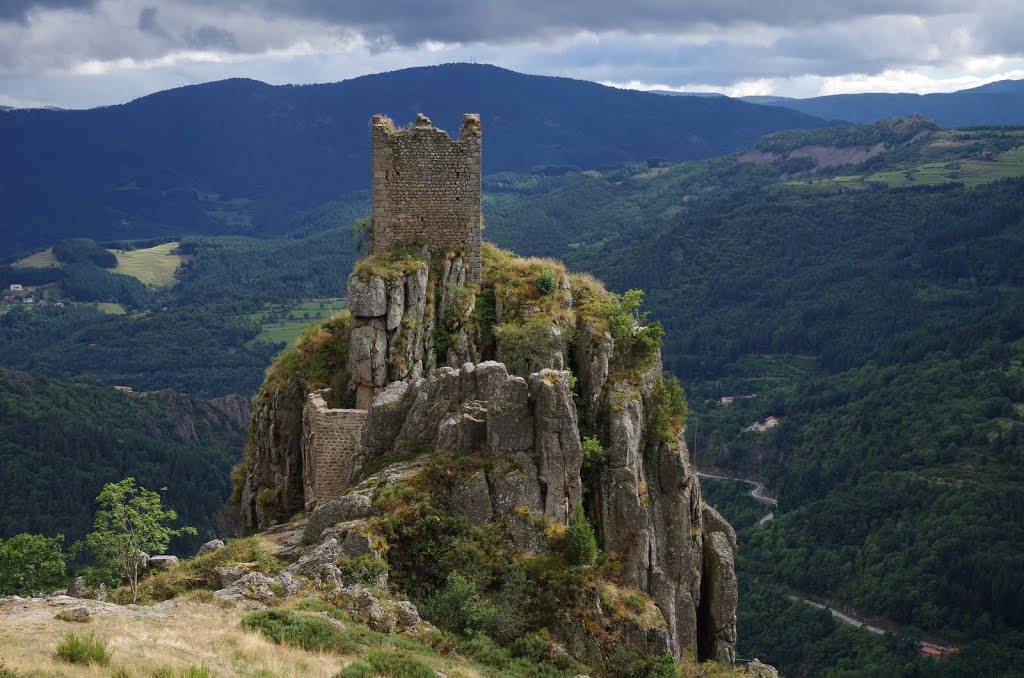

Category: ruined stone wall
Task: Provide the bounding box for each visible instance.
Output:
[302,389,367,510]
[370,113,482,284]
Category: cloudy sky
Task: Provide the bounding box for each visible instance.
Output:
[2,0,1024,108]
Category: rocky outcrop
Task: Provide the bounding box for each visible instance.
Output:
[347,251,478,409]
[700,504,738,663]
[594,363,736,662]
[362,362,580,525]
[208,394,252,428]
[237,378,306,532]
[239,242,739,667]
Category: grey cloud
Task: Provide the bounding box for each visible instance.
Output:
[246,0,968,45]
[137,6,167,37]
[0,0,94,22]
[185,24,238,51]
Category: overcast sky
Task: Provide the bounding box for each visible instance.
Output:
[2,0,1024,108]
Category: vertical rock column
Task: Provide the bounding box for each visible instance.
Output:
[347,275,388,410]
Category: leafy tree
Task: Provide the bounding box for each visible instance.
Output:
[0,533,66,596]
[85,478,196,603]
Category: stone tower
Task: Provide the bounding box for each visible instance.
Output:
[370,113,482,284]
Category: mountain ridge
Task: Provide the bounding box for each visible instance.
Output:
[0,63,827,258]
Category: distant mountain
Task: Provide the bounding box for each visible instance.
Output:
[739,79,1024,126]
[648,90,726,98]
[0,63,828,258]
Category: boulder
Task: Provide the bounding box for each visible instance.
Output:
[55,607,92,623]
[305,492,374,542]
[489,452,543,516]
[347,275,387,318]
[363,380,414,459]
[287,537,343,584]
[197,539,225,556]
[486,375,533,454]
[746,659,780,678]
[340,529,380,560]
[148,555,178,571]
[215,572,277,603]
[66,576,86,599]
[451,471,493,527]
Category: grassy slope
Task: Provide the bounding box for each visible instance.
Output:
[111,242,185,287]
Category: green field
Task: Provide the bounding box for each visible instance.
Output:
[110,242,185,287]
[95,302,127,315]
[11,248,59,268]
[796,145,1024,190]
[247,299,345,346]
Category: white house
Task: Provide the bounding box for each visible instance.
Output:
[9,283,23,291]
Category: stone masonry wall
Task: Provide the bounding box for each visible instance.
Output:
[370,113,482,284]
[302,389,367,511]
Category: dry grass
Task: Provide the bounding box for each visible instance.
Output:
[11,248,59,269]
[0,602,345,678]
[111,242,185,287]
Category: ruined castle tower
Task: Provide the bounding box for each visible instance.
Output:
[370,113,482,284]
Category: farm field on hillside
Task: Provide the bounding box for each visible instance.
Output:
[110,242,185,287]
[247,299,345,346]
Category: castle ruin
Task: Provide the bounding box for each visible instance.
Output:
[300,113,483,509]
[370,113,482,284]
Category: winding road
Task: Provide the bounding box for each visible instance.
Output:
[696,470,957,654]
[789,597,958,654]
[696,471,778,506]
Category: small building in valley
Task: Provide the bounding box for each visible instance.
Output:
[9,283,23,291]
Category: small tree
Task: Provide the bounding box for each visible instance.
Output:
[85,478,196,603]
[0,533,66,596]
[564,505,597,566]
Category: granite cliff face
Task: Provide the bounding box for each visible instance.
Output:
[235,243,738,669]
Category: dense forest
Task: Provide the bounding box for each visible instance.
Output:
[0,369,246,551]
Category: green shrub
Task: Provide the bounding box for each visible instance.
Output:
[564,506,597,566]
[54,631,111,666]
[294,596,348,621]
[365,651,436,678]
[495,317,563,377]
[650,375,689,444]
[153,668,214,678]
[459,632,511,668]
[581,436,606,471]
[338,555,388,586]
[536,268,557,295]
[334,661,373,678]
[422,572,497,635]
[241,609,356,654]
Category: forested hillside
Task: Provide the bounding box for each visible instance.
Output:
[0,369,247,550]
[476,135,1024,672]
[0,63,826,257]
